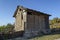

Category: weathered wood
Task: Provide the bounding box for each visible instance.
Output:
[14,6,50,38]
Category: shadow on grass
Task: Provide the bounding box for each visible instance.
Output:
[28,28,60,39]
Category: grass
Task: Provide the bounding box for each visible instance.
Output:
[7,34,60,40]
[29,34,60,40]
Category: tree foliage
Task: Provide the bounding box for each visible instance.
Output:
[0,23,14,34]
[50,17,60,29]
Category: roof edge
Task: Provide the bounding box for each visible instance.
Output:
[13,5,51,17]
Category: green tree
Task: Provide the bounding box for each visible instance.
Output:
[50,17,60,29]
[0,23,14,34]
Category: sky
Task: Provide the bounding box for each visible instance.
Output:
[0,0,60,26]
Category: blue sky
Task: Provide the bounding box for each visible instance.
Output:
[0,0,60,26]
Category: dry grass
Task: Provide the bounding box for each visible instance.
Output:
[29,34,60,40]
[7,34,60,40]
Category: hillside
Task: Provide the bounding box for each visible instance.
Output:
[49,17,60,29]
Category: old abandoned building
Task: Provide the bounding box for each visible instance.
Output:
[13,6,51,38]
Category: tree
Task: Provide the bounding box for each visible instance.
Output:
[50,17,60,29]
[0,23,14,34]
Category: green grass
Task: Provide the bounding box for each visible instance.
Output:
[29,34,60,40]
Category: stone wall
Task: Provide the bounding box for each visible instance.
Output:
[14,9,27,31]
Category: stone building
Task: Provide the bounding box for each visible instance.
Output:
[13,6,51,37]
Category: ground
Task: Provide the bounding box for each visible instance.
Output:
[30,34,60,40]
[8,34,60,40]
